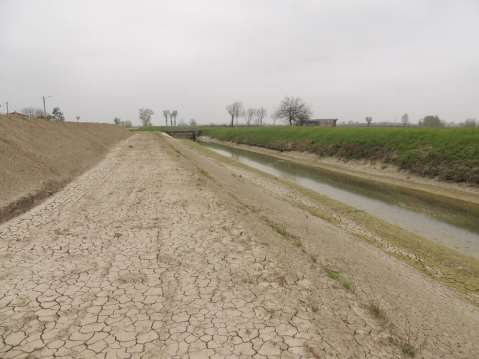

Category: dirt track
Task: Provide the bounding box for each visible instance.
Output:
[1,134,478,358]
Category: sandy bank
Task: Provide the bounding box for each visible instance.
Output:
[0,116,130,222]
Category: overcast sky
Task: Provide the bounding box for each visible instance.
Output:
[1,0,478,125]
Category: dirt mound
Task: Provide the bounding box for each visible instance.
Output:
[0,115,130,222]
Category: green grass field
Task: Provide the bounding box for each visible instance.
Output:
[201,127,479,185]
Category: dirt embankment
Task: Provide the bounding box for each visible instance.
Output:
[0,116,130,222]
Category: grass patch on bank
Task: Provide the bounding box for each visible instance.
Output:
[326,270,354,291]
[201,127,479,185]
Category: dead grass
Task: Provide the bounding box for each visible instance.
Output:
[401,342,417,357]
[367,299,387,323]
[399,318,423,358]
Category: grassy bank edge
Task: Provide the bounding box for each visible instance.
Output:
[201,127,479,186]
[183,139,479,306]
[200,136,479,210]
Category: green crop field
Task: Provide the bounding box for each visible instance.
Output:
[201,127,479,185]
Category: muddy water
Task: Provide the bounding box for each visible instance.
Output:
[203,142,479,258]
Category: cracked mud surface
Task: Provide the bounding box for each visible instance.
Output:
[1,134,477,358]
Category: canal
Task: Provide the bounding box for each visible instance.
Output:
[202,142,479,258]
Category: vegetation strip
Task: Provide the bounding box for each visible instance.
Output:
[201,127,479,185]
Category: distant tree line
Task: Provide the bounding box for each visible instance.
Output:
[113,117,132,128]
[414,115,475,128]
[112,108,199,128]
[8,101,476,129]
[226,97,310,127]
[125,108,185,128]
[222,98,478,129]
[343,115,477,128]
[16,106,65,121]
[225,102,268,127]
[460,118,477,128]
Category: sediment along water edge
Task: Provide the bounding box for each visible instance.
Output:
[202,142,479,258]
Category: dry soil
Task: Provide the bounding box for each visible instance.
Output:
[0,116,130,222]
[0,133,478,358]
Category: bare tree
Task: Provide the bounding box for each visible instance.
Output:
[401,113,409,127]
[365,116,373,127]
[76,116,80,122]
[139,108,154,127]
[113,117,121,125]
[226,102,243,127]
[255,107,267,126]
[171,110,178,126]
[246,108,256,126]
[162,110,170,126]
[274,97,312,126]
[226,104,235,127]
[189,118,197,126]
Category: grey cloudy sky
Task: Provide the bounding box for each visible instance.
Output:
[1,0,478,125]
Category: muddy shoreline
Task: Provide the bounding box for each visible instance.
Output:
[200,140,479,258]
[198,136,479,206]
[187,136,479,305]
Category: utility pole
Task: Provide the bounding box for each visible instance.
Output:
[42,96,52,119]
[43,96,47,118]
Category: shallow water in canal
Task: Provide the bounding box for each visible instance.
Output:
[203,142,479,258]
